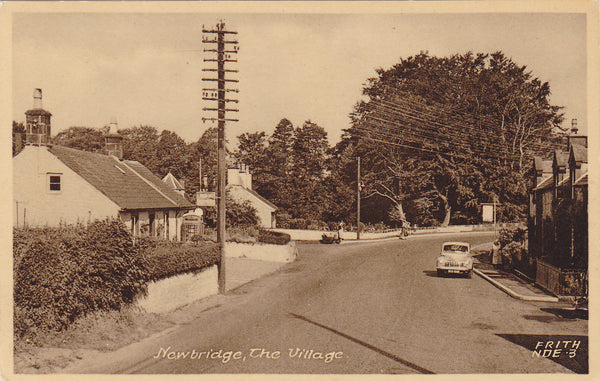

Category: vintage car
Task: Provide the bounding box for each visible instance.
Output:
[436,241,473,277]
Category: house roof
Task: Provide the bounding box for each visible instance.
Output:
[570,143,587,164]
[49,145,194,210]
[229,185,277,210]
[557,175,570,188]
[574,173,588,187]
[245,187,278,210]
[554,150,569,168]
[162,171,184,190]
[533,156,553,173]
[534,175,554,191]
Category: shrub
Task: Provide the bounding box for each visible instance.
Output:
[306,219,328,231]
[288,218,308,229]
[142,239,220,281]
[258,230,291,245]
[276,212,292,228]
[14,219,149,339]
[226,197,259,228]
[13,220,220,343]
[327,221,339,231]
[498,227,527,248]
[227,225,259,243]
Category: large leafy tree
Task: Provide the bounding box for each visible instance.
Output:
[287,121,331,220]
[53,126,105,153]
[189,127,218,195]
[153,130,191,178]
[341,51,565,226]
[234,131,270,196]
[264,118,296,208]
[120,125,160,171]
[234,119,335,222]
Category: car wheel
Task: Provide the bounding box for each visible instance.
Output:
[437,269,444,277]
[466,271,472,278]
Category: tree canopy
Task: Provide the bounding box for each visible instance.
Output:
[339,51,565,226]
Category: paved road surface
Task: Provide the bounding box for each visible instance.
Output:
[68,232,588,374]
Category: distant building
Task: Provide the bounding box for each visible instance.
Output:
[195,165,277,228]
[527,126,588,296]
[13,89,194,240]
[162,171,186,196]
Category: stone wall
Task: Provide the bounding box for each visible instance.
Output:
[136,265,218,313]
[225,241,297,263]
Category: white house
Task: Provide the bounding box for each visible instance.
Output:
[13,90,194,240]
[194,166,277,228]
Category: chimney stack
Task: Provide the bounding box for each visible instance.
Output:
[104,118,124,160]
[567,118,587,149]
[25,88,52,146]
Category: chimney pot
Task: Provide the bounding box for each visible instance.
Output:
[33,88,43,109]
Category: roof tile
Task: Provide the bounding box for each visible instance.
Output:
[49,145,194,210]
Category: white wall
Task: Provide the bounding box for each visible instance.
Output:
[225,242,297,263]
[136,265,218,313]
[13,146,121,227]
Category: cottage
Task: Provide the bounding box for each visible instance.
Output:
[195,166,277,228]
[13,90,194,240]
[527,127,588,296]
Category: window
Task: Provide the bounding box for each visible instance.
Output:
[48,174,61,192]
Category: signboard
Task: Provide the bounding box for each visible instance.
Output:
[482,204,494,222]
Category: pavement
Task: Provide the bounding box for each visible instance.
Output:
[473,268,559,302]
[225,257,287,291]
[469,242,560,303]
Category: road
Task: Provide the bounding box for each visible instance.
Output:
[69,232,588,374]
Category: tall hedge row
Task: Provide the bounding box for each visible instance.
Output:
[13,219,219,342]
[140,238,219,281]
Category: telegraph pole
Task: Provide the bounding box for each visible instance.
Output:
[357,156,361,240]
[202,21,239,294]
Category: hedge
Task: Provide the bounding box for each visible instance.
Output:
[14,219,220,342]
[140,238,219,281]
[258,229,291,245]
[14,220,149,339]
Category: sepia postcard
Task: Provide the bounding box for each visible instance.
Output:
[1,1,598,380]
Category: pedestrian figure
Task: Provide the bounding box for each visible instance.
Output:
[492,240,502,269]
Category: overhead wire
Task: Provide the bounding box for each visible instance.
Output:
[359,104,518,161]
[364,100,512,157]
[369,95,555,153]
[354,88,560,163]
[374,84,562,147]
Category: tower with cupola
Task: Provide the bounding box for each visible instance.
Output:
[24,88,52,145]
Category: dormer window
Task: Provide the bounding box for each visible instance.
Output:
[48,173,62,192]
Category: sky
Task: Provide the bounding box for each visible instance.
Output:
[12,12,588,145]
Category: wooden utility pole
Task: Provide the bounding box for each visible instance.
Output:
[202,21,239,294]
[357,156,361,240]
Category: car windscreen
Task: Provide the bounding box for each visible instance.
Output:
[443,244,469,252]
